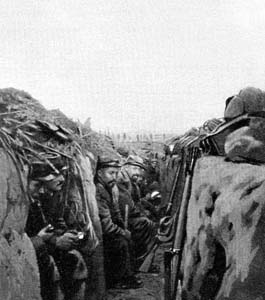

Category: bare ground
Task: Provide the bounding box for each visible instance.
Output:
[106,245,166,300]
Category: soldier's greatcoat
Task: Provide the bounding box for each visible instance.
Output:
[117,170,157,261]
[26,191,88,300]
[95,179,134,287]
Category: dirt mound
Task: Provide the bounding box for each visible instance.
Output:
[0,88,116,162]
[0,87,115,300]
[0,147,41,300]
[182,156,265,300]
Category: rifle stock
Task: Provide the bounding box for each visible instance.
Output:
[139,243,159,273]
[139,213,178,272]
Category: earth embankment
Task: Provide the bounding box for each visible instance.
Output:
[0,148,41,300]
[182,156,265,300]
[0,88,109,299]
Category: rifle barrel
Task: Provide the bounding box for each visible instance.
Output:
[165,150,185,216]
[165,147,200,300]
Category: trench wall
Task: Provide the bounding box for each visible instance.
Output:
[0,148,41,300]
[182,156,265,300]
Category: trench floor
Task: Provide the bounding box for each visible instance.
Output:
[106,245,166,300]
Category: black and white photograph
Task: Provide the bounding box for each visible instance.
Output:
[1,1,265,299]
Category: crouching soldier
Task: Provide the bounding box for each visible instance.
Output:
[95,154,143,289]
[117,155,157,264]
[25,155,88,300]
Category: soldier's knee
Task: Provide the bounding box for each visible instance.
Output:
[65,250,88,280]
[119,235,130,248]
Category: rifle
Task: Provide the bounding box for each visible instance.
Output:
[164,147,200,300]
[165,149,185,216]
[124,204,129,230]
[139,151,184,273]
[138,241,160,273]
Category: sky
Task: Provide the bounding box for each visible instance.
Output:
[1,0,265,134]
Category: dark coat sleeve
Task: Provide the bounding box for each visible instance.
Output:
[96,184,125,237]
[30,235,47,253]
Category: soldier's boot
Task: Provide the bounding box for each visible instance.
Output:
[66,280,86,300]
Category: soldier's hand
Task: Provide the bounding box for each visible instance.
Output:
[145,193,151,201]
[55,232,78,250]
[123,229,131,241]
[37,225,54,242]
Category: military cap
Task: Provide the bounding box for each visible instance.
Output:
[97,153,121,169]
[29,152,67,181]
[124,155,146,170]
[116,146,129,158]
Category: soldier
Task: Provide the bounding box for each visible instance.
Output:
[145,157,160,192]
[25,155,88,300]
[95,154,143,289]
[117,155,157,264]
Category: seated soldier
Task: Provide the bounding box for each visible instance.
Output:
[25,155,88,300]
[145,157,160,192]
[117,155,157,264]
[136,174,147,198]
[140,190,162,222]
[136,171,162,222]
[95,154,143,289]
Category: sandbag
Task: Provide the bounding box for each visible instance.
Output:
[225,117,265,163]
[200,112,265,156]
[224,87,265,120]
